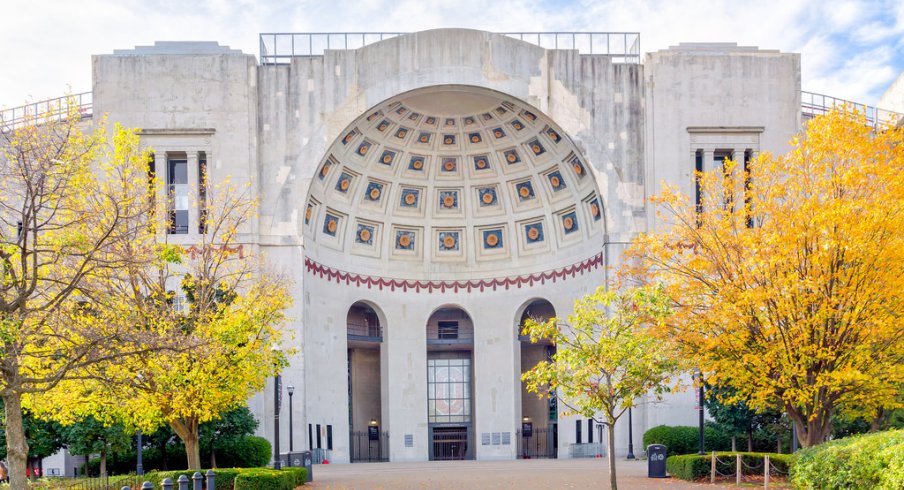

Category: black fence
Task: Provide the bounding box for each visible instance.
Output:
[431,427,470,460]
[350,430,389,463]
[517,427,557,459]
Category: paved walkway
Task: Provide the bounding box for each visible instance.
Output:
[307,458,790,489]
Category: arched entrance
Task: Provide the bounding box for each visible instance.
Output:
[517,299,558,458]
[301,84,609,462]
[426,306,475,460]
[346,301,388,462]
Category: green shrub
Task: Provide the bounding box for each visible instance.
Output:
[280,468,307,487]
[665,452,795,481]
[642,424,732,455]
[233,469,296,490]
[791,429,904,490]
[215,437,272,468]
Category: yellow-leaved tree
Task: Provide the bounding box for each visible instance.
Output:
[30,178,292,470]
[522,283,679,490]
[0,100,160,490]
[630,109,904,447]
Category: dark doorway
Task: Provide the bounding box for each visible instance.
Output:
[431,426,470,461]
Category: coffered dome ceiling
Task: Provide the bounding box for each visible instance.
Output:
[303,86,605,279]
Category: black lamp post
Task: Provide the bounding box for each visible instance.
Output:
[136,430,144,475]
[274,374,282,469]
[696,369,705,455]
[626,407,635,460]
[287,384,295,453]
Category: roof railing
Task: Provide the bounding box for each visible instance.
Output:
[801,91,901,129]
[0,92,93,131]
[259,31,641,64]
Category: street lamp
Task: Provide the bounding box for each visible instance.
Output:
[274,374,282,470]
[695,369,705,455]
[287,384,295,453]
[626,407,635,460]
[136,430,144,475]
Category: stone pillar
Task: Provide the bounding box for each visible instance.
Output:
[383,301,429,462]
[187,152,200,235]
[472,297,518,460]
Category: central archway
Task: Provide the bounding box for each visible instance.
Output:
[301,85,609,463]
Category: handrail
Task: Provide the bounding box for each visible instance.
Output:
[0,92,93,130]
[801,90,901,128]
[259,31,641,64]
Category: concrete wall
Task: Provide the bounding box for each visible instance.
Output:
[644,43,800,232]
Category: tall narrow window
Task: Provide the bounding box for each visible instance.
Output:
[168,157,189,234]
[694,150,703,219]
[147,153,157,221]
[198,152,208,234]
[715,150,733,210]
[327,425,333,450]
[316,424,322,449]
[587,419,594,443]
[575,420,582,444]
[744,149,753,228]
[308,424,313,451]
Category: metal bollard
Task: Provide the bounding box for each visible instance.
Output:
[193,472,203,490]
[206,469,216,490]
[162,477,173,490]
[143,481,154,490]
[178,474,189,490]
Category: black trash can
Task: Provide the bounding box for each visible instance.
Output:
[647,444,667,478]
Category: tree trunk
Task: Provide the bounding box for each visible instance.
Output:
[171,419,202,469]
[787,408,832,448]
[3,391,30,490]
[607,423,617,490]
[100,450,107,479]
[747,427,753,452]
[731,436,736,451]
[210,447,217,468]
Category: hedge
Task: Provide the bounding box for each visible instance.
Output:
[790,429,904,490]
[665,452,795,481]
[233,468,307,490]
[642,424,732,455]
[144,467,305,490]
[215,437,272,468]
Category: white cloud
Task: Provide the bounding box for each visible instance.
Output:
[1,0,901,109]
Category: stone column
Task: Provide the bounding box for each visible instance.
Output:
[154,152,168,234]
[187,152,200,235]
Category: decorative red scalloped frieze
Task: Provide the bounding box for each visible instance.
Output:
[304,253,603,293]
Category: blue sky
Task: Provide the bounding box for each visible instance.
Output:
[1,0,902,109]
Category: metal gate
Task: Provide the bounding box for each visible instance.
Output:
[517,426,558,459]
[350,431,390,462]
[431,426,470,460]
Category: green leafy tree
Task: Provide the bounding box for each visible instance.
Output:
[61,416,131,477]
[199,406,258,467]
[522,284,679,490]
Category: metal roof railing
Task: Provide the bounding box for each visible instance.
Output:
[259,31,641,64]
[0,92,93,131]
[801,91,901,129]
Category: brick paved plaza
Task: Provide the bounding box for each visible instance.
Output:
[307,458,790,489]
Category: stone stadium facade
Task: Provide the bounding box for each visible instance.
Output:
[9,29,901,470]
